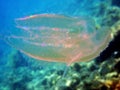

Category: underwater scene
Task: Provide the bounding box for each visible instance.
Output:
[0,0,120,90]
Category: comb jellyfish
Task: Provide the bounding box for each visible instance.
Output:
[4,14,111,66]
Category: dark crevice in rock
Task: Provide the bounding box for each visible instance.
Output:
[95,31,120,64]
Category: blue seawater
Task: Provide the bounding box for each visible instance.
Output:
[0,0,113,90]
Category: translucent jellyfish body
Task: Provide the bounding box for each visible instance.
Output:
[5,14,111,65]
